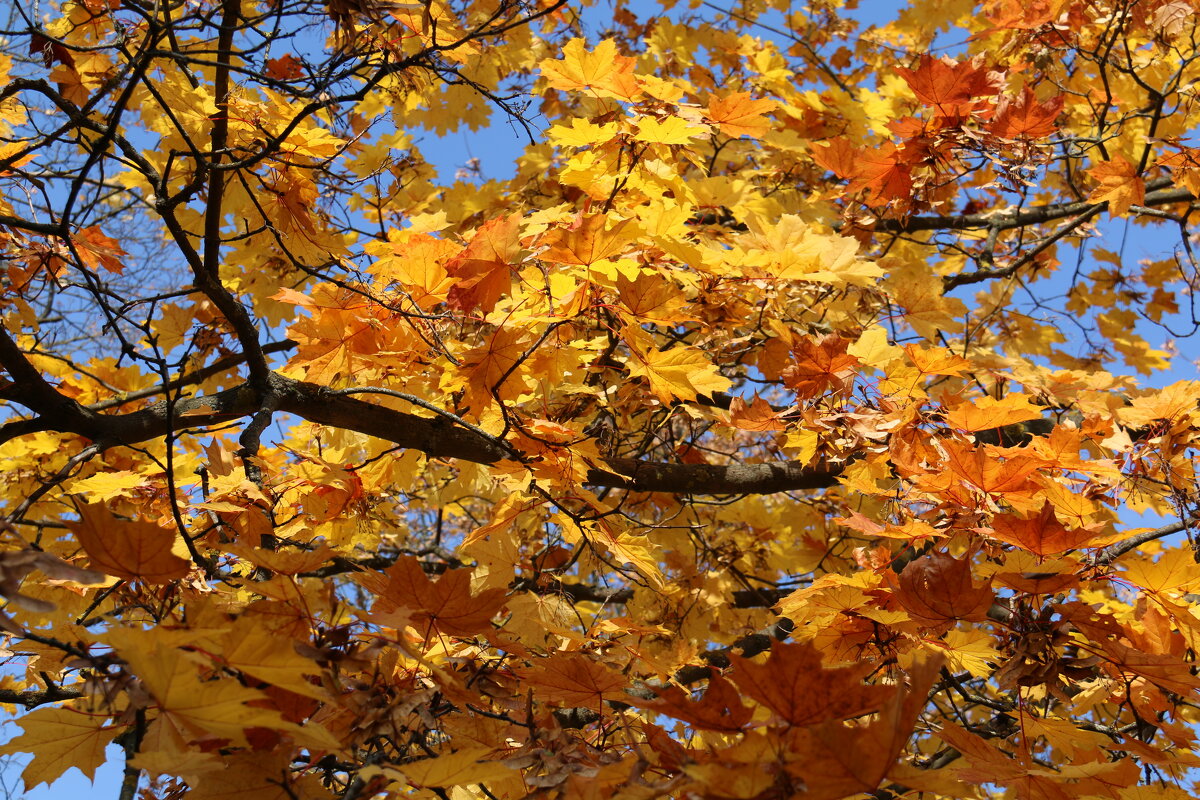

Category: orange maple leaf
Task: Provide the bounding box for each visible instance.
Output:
[782,336,859,399]
[358,557,505,637]
[728,395,788,432]
[989,86,1063,139]
[72,226,127,273]
[540,214,636,266]
[446,213,522,313]
[729,642,894,726]
[812,139,913,204]
[783,656,942,800]
[895,552,994,624]
[1088,155,1145,216]
[640,673,752,732]
[1158,146,1200,196]
[515,651,627,707]
[989,503,1106,556]
[706,92,776,138]
[943,392,1043,433]
[903,343,972,376]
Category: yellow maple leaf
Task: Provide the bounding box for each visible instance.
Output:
[396,747,514,788]
[110,630,339,751]
[632,116,704,145]
[64,470,148,500]
[217,618,330,700]
[0,706,115,791]
[921,629,1000,678]
[539,38,642,101]
[67,503,191,583]
[1122,546,1200,597]
[625,344,731,403]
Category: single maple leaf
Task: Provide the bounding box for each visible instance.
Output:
[63,469,148,500]
[358,557,505,637]
[109,628,338,750]
[370,233,458,310]
[729,641,894,726]
[943,392,1043,433]
[895,54,1002,117]
[816,142,912,204]
[706,91,777,138]
[989,502,1106,556]
[68,502,191,584]
[920,440,1044,510]
[400,747,514,788]
[446,213,522,313]
[0,706,115,791]
[783,656,942,800]
[217,618,329,700]
[72,226,127,273]
[989,86,1064,139]
[539,38,642,101]
[1120,545,1200,597]
[615,272,690,323]
[1158,147,1200,196]
[515,651,627,707]
[640,673,752,732]
[625,343,731,404]
[810,138,859,182]
[1097,638,1200,696]
[264,53,304,80]
[462,493,533,547]
[1087,155,1145,216]
[540,214,636,266]
[728,395,788,432]
[782,336,859,399]
[903,343,971,376]
[895,552,994,624]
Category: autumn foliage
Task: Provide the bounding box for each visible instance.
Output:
[1,0,1200,797]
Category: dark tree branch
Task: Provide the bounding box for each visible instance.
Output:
[0,371,843,495]
[877,177,1189,234]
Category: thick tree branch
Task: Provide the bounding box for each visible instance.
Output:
[0,685,85,708]
[1092,521,1189,566]
[0,372,843,495]
[877,177,1190,234]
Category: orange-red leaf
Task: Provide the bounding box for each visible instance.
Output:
[895,55,1002,116]
[446,213,522,313]
[782,336,858,399]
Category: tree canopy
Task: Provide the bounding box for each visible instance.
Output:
[0,0,1198,797]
